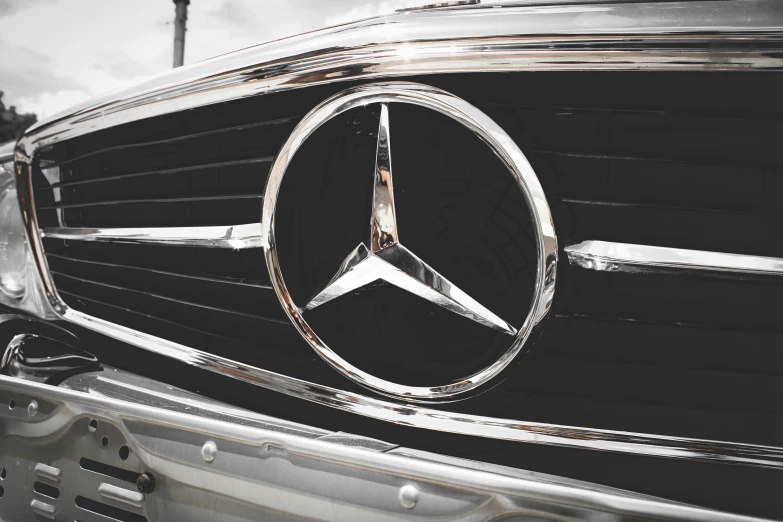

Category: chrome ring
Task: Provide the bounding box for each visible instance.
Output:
[262,82,557,401]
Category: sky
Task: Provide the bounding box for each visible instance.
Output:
[0,0,425,120]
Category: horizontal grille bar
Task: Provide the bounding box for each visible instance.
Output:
[566,240,783,277]
[42,223,263,249]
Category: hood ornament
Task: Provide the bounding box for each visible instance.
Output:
[262,82,557,400]
[304,104,516,336]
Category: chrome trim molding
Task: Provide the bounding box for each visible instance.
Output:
[565,241,783,277]
[0,373,771,522]
[45,307,783,471]
[20,0,783,149]
[263,82,557,400]
[13,0,783,466]
[41,223,263,250]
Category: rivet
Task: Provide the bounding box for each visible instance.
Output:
[398,484,418,509]
[27,400,38,417]
[201,441,217,463]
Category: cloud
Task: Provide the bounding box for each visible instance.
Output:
[208,0,259,33]
[0,40,87,102]
[13,90,91,119]
[0,0,433,122]
[324,0,424,26]
[93,50,157,81]
[0,0,55,17]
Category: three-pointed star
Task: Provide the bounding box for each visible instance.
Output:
[303,104,517,336]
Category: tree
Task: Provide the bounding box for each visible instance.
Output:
[0,91,37,143]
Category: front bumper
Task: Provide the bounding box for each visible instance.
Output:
[0,369,770,521]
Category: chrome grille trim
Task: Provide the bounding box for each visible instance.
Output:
[41,223,263,249]
[566,241,783,277]
[47,306,783,471]
[13,2,783,467]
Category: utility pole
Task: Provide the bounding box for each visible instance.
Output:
[172,0,190,68]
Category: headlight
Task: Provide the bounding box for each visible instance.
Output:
[0,147,55,318]
[0,177,27,299]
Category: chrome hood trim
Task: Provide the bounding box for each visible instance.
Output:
[42,223,263,250]
[19,0,783,149]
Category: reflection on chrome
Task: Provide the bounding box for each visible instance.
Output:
[565,240,783,277]
[371,104,398,252]
[264,82,557,400]
[305,103,514,335]
[42,223,263,250]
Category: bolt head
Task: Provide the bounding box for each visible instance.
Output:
[136,473,155,494]
[201,441,217,463]
[399,484,418,509]
[27,400,38,417]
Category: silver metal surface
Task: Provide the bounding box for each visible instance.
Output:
[0,372,775,521]
[12,0,783,467]
[42,223,263,249]
[264,83,556,400]
[98,483,145,508]
[18,1,783,150]
[35,463,62,482]
[566,240,783,277]
[305,103,516,335]
[29,499,55,519]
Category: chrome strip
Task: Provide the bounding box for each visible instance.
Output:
[51,307,783,471]
[0,374,770,522]
[13,0,783,466]
[22,0,783,149]
[565,241,783,277]
[41,223,263,249]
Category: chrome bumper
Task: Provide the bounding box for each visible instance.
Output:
[0,370,771,521]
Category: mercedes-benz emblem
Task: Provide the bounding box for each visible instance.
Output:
[263,82,557,400]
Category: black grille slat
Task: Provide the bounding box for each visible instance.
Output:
[47,255,278,318]
[40,192,262,210]
[62,197,264,228]
[506,356,783,414]
[52,271,287,325]
[44,156,274,190]
[49,116,299,170]
[567,270,783,334]
[549,315,783,375]
[46,253,269,288]
[564,201,782,258]
[42,239,268,282]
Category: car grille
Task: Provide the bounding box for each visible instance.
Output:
[32,71,783,447]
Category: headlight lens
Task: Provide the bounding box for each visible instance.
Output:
[0,152,55,317]
[0,178,27,299]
